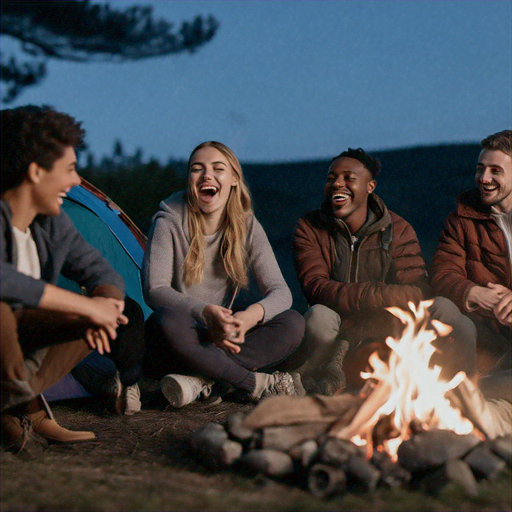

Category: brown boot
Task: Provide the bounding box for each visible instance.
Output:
[27,410,96,444]
[1,413,48,458]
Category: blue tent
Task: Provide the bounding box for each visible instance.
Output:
[45,179,151,401]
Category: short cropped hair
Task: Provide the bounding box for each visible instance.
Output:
[330,147,381,178]
[481,130,512,157]
[1,105,85,191]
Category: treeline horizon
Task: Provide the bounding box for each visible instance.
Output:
[80,139,480,237]
[79,140,480,313]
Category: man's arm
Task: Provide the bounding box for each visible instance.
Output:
[430,213,507,315]
[38,283,128,353]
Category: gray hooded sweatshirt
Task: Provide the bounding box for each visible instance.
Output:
[141,192,292,323]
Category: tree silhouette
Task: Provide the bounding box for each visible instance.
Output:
[1,0,219,103]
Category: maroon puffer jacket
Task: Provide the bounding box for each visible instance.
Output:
[293,194,430,324]
[430,189,512,330]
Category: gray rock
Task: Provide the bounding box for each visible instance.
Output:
[188,422,227,451]
[188,422,242,467]
[464,443,506,480]
[225,412,255,442]
[317,437,362,468]
[288,440,318,469]
[308,463,347,498]
[242,449,295,477]
[346,455,381,491]
[397,429,480,472]
[417,459,479,498]
[489,435,512,465]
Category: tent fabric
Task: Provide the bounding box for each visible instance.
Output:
[44,179,151,401]
[56,180,152,319]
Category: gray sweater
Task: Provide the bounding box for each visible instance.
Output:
[142,192,292,322]
[1,199,125,309]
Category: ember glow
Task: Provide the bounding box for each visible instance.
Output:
[334,300,475,458]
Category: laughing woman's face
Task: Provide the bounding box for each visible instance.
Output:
[188,146,238,216]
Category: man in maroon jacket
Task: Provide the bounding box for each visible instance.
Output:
[431,130,512,377]
[291,148,477,394]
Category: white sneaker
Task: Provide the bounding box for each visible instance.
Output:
[106,372,141,416]
[160,374,214,408]
[123,383,141,415]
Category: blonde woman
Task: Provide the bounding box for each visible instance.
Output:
[142,141,305,407]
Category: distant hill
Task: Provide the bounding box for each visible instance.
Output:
[241,143,480,312]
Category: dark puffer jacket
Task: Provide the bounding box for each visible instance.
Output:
[430,188,512,330]
[293,194,430,323]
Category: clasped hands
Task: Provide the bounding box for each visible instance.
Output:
[468,282,512,327]
[202,304,250,354]
[85,297,129,355]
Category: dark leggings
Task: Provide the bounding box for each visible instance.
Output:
[143,306,305,393]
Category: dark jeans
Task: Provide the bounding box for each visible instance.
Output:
[73,296,145,387]
[465,312,511,376]
[143,305,305,393]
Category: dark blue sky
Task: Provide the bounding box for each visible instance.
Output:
[6,0,512,163]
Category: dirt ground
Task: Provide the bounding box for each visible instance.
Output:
[1,393,510,512]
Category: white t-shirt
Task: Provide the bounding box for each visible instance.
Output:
[13,226,41,280]
[491,208,512,264]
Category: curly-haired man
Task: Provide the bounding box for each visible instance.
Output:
[1,105,144,457]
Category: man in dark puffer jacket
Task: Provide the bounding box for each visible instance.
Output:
[290,148,477,394]
[431,130,512,378]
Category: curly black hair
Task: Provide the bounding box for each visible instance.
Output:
[329,147,381,178]
[1,105,85,192]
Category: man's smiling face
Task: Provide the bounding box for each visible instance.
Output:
[476,149,512,213]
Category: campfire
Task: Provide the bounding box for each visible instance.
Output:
[330,300,476,460]
[189,301,511,499]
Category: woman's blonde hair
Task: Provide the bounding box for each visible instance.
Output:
[184,141,253,288]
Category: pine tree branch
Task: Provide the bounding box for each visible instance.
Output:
[1,1,219,62]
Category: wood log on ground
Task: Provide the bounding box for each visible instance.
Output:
[261,422,329,451]
[242,394,363,430]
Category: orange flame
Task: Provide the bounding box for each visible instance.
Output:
[351,300,475,458]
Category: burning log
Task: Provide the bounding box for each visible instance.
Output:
[329,380,391,440]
